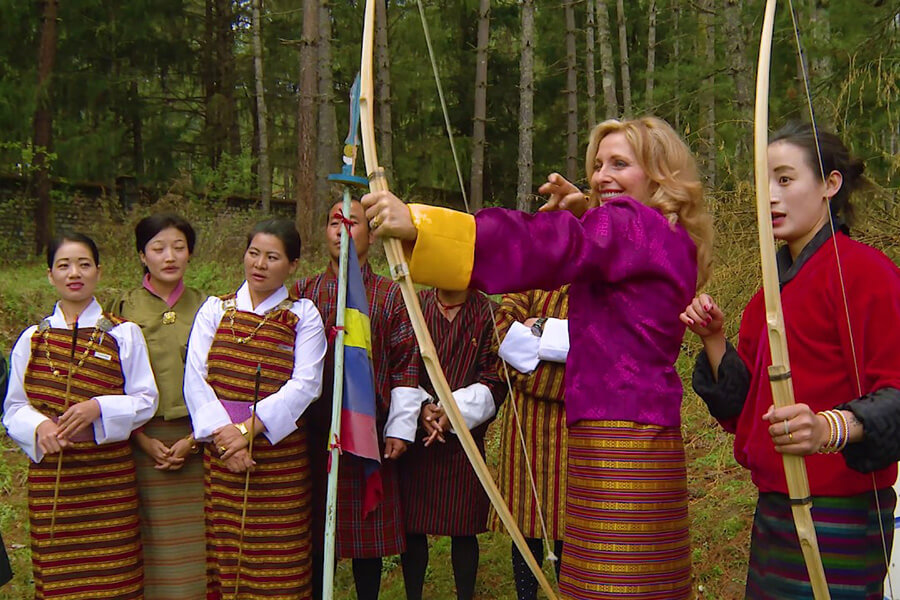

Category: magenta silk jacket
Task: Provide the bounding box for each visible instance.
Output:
[407,196,698,427]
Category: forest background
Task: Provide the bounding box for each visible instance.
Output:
[0,0,898,598]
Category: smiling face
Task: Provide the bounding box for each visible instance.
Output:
[48,240,101,317]
[768,140,841,258]
[590,132,654,205]
[140,226,190,290]
[244,233,298,305]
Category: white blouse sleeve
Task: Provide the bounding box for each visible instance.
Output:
[384,386,427,443]
[2,327,50,462]
[183,296,232,441]
[254,300,327,445]
[537,318,569,364]
[92,322,159,444]
[450,382,496,431]
[497,321,541,374]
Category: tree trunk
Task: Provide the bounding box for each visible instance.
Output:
[595,0,618,118]
[317,0,338,218]
[615,0,632,117]
[516,0,535,212]
[375,0,394,184]
[673,0,680,131]
[585,0,597,128]
[564,0,579,181]
[32,0,59,255]
[250,61,260,183]
[723,0,751,166]
[470,0,490,212]
[699,0,716,186]
[296,0,318,244]
[203,0,240,167]
[252,0,271,211]
[203,0,219,168]
[808,0,831,82]
[218,0,241,157]
[645,0,656,108]
[130,81,144,178]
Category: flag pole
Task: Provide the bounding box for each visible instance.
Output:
[323,74,367,600]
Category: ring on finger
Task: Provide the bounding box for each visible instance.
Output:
[783,419,790,436]
[788,432,793,442]
[218,446,227,455]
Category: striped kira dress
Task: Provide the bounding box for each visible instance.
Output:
[491,288,569,543]
[24,319,143,600]
[203,297,313,600]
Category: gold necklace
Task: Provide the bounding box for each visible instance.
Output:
[227,299,294,345]
[41,325,100,378]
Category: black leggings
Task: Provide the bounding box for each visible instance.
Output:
[310,554,383,600]
[511,537,563,600]
[401,533,480,600]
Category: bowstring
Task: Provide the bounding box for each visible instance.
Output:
[415,0,470,214]
[787,2,893,595]
[415,0,558,565]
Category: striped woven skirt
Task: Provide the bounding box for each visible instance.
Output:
[28,440,143,600]
[491,394,567,541]
[746,489,895,599]
[558,420,692,600]
[134,417,206,599]
[204,428,312,600]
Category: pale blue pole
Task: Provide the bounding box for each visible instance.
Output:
[322,74,367,600]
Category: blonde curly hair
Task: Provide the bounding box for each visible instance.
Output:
[585,116,714,288]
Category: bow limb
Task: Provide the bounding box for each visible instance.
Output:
[754,2,830,597]
[358,2,557,597]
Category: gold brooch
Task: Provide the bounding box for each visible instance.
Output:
[162,311,177,325]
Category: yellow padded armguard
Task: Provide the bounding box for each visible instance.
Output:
[406,204,475,291]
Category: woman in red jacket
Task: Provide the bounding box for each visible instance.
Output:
[683,122,900,599]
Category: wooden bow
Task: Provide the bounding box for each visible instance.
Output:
[358,1,557,596]
[753,2,830,597]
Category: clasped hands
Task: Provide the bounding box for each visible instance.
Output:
[134,431,195,471]
[35,398,101,456]
[420,403,450,448]
[213,422,256,473]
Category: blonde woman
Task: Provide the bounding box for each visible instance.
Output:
[362,117,713,600]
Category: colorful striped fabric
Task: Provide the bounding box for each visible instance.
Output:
[133,417,205,600]
[206,299,297,402]
[338,237,382,516]
[24,325,144,600]
[558,420,692,600]
[204,306,313,600]
[493,390,568,540]
[746,489,895,599]
[490,288,569,541]
[204,431,312,600]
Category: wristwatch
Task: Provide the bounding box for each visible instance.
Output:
[234,422,251,442]
[531,317,548,337]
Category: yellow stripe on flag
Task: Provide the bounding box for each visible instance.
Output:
[344,308,372,357]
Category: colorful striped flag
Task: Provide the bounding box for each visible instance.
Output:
[339,236,382,516]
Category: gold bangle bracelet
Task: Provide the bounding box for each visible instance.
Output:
[816,411,837,453]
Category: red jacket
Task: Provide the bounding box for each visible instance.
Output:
[732,232,900,495]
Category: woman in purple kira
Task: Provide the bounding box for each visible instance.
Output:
[362,116,714,600]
